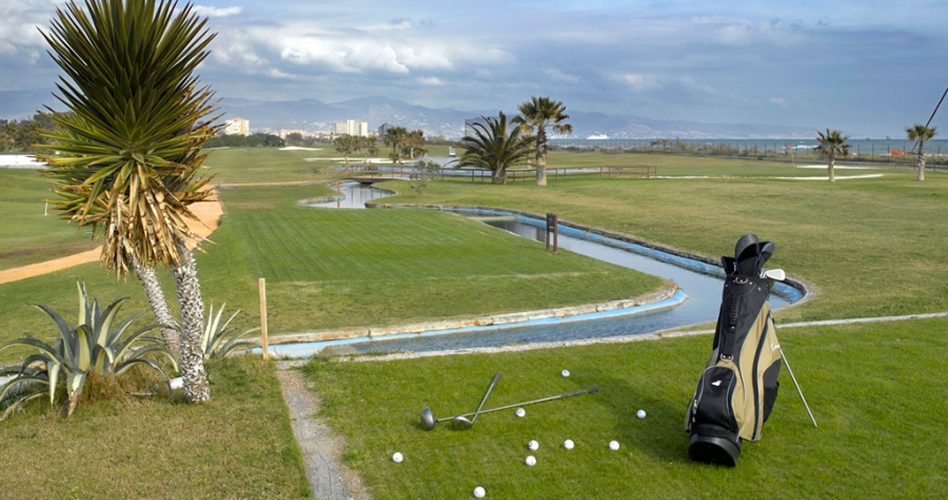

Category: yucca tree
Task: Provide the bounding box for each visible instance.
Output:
[815,129,850,183]
[383,126,409,164]
[35,0,221,403]
[512,96,572,186]
[907,124,937,181]
[459,112,533,184]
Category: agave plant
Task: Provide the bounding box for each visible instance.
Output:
[0,282,175,418]
[201,303,259,359]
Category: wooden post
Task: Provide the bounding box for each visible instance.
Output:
[553,214,559,253]
[258,278,269,360]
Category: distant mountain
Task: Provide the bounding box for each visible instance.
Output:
[0,89,814,139]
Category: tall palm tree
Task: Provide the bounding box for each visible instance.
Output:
[36,0,220,403]
[907,124,937,181]
[815,129,850,183]
[512,96,573,186]
[459,112,533,184]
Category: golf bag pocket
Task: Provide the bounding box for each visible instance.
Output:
[687,365,739,437]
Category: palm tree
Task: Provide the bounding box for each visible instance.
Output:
[36,0,220,403]
[907,124,937,181]
[815,129,850,182]
[383,126,409,164]
[512,96,573,186]
[458,112,533,184]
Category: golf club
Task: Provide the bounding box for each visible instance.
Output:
[762,268,786,282]
[734,233,759,276]
[420,386,599,430]
[452,371,501,430]
[757,241,775,272]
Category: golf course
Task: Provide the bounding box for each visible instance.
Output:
[0,147,945,499]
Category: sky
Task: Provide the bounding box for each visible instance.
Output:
[2,0,947,138]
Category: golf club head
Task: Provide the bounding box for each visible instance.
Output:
[763,268,786,282]
[421,407,436,431]
[452,415,474,431]
[734,233,759,277]
[757,241,775,270]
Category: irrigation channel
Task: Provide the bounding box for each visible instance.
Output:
[282,182,805,357]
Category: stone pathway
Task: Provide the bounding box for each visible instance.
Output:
[275,361,370,500]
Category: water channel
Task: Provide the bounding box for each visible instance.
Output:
[292,182,804,356]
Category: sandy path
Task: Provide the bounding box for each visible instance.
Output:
[0,190,224,285]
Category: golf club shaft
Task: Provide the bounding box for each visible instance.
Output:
[436,386,599,423]
[779,347,818,428]
[468,371,501,424]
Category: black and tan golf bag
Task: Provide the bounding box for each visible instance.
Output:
[686,234,782,466]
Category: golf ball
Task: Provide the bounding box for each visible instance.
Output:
[561,369,570,377]
[528,440,539,451]
[525,455,537,466]
[515,407,526,417]
[609,440,620,451]
[391,452,403,463]
[636,409,647,419]
[473,486,486,498]
[563,439,574,450]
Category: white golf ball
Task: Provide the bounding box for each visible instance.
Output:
[473,486,486,498]
[515,407,526,417]
[636,409,647,419]
[609,440,620,451]
[561,369,570,377]
[391,452,403,463]
[525,455,537,466]
[528,440,539,451]
[563,439,574,450]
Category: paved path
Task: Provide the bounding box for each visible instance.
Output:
[276,361,370,500]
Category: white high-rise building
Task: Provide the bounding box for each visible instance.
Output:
[223,117,250,136]
[334,119,369,137]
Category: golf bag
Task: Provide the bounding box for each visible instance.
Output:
[685,234,781,466]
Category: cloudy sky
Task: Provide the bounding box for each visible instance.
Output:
[2,0,946,137]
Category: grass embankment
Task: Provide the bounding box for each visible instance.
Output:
[308,318,947,499]
[0,357,311,499]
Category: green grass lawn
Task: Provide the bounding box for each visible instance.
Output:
[0,357,311,499]
[1,149,946,499]
[306,318,948,499]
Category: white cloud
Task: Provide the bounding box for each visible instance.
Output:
[417,77,444,86]
[620,73,664,92]
[192,6,243,18]
[771,97,789,107]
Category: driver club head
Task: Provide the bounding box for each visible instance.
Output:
[421,407,436,431]
[451,415,474,430]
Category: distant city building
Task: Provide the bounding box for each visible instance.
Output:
[223,117,250,136]
[334,119,369,137]
[378,123,393,137]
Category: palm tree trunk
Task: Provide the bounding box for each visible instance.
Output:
[828,156,836,182]
[535,147,548,187]
[132,256,181,363]
[172,239,210,403]
[493,169,507,184]
[917,142,926,181]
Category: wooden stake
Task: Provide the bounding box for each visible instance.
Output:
[258,278,269,360]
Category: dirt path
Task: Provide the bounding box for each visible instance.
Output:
[0,192,224,284]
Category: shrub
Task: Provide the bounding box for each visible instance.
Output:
[0,282,175,419]
[201,303,259,359]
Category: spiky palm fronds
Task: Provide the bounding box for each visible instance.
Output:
[459,112,534,184]
[36,0,221,275]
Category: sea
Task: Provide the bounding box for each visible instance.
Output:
[549,138,948,157]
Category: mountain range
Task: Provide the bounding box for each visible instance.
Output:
[1,89,815,140]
